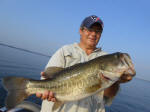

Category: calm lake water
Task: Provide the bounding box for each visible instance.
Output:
[0,44,150,112]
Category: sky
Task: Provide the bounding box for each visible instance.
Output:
[0,0,150,80]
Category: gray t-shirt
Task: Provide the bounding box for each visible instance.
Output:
[41,43,111,112]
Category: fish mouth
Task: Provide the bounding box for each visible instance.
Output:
[120,53,136,77]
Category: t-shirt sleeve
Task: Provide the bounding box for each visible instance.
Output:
[41,48,65,80]
[45,47,65,68]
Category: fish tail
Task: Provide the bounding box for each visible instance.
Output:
[2,76,30,109]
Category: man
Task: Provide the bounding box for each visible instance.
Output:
[36,15,132,112]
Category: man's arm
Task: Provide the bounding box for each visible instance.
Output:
[36,47,65,102]
[104,74,133,98]
[104,82,119,98]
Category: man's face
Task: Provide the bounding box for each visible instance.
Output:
[80,25,102,48]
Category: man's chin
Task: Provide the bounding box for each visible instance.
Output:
[87,43,97,48]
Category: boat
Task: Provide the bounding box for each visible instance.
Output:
[0,101,41,112]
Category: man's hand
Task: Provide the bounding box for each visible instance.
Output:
[36,90,56,102]
[118,74,133,83]
[104,73,133,97]
[36,72,56,102]
[41,71,49,79]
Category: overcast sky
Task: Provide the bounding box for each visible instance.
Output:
[0,0,150,80]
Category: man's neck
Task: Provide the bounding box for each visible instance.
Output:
[78,43,96,55]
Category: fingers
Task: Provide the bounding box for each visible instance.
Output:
[39,71,56,102]
[41,71,47,78]
[47,91,56,102]
[50,98,56,102]
[41,71,45,77]
[126,75,132,81]
[42,90,49,100]
[36,91,56,102]
[123,74,132,81]
[119,74,133,83]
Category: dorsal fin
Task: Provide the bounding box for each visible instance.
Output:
[44,66,64,78]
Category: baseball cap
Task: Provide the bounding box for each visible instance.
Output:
[80,15,104,30]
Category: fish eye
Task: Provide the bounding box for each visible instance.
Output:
[100,64,114,72]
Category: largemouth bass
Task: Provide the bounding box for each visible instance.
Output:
[2,52,136,110]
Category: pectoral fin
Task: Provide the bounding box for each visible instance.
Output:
[52,101,64,112]
[96,91,104,102]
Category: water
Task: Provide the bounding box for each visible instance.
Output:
[0,44,50,107]
[0,44,150,112]
[105,78,150,112]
